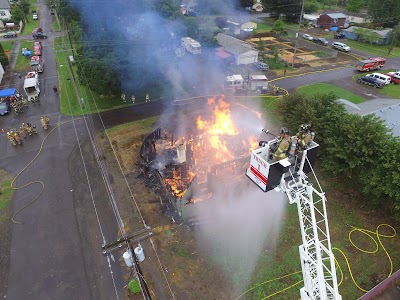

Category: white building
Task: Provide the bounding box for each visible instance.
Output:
[0,0,11,20]
[216,33,259,65]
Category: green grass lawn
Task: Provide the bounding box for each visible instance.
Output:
[1,41,14,60]
[351,69,400,99]
[297,83,366,104]
[14,40,35,71]
[256,23,272,32]
[0,179,14,223]
[54,37,127,115]
[21,0,39,35]
[52,19,60,32]
[343,40,400,58]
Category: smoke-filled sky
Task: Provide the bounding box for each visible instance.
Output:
[70,0,245,98]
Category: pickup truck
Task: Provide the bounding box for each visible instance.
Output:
[357,76,384,88]
[386,71,400,84]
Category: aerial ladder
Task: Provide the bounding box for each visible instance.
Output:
[246,128,342,300]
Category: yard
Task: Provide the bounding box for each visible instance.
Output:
[0,41,14,59]
[14,40,35,71]
[297,83,366,104]
[343,40,400,58]
[352,70,400,99]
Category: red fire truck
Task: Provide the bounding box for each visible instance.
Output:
[356,57,386,72]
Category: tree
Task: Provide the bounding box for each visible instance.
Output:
[353,27,381,44]
[304,0,319,13]
[214,16,228,29]
[262,0,302,22]
[388,23,400,55]
[11,5,25,23]
[347,0,365,13]
[0,43,9,67]
[272,18,287,36]
[368,0,400,27]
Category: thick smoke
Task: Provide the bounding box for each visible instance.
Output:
[70,0,241,98]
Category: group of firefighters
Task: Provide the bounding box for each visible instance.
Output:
[121,93,149,103]
[3,94,29,115]
[272,124,315,161]
[6,116,50,146]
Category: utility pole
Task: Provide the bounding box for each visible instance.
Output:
[291,0,306,68]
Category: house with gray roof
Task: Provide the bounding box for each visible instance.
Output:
[0,0,11,20]
[216,33,259,65]
[340,98,400,137]
[342,26,392,45]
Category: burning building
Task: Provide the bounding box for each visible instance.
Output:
[139,96,264,220]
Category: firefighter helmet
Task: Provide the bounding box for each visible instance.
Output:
[299,123,311,132]
[280,127,290,135]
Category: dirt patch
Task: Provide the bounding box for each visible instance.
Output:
[0,170,14,298]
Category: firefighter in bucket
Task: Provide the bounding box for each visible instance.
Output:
[273,127,291,161]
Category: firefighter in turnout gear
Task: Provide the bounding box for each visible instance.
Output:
[273,127,291,161]
[40,115,50,129]
[296,124,314,153]
[26,123,38,135]
[13,129,22,144]
[7,131,17,146]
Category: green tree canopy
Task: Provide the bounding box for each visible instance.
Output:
[368,0,400,27]
[262,0,302,22]
[11,5,25,22]
[278,92,400,220]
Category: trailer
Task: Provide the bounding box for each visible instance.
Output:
[249,74,268,92]
[181,37,201,54]
[24,72,40,102]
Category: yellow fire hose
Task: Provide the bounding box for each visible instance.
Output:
[11,119,80,224]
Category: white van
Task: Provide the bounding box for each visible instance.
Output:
[366,73,391,85]
[332,42,350,52]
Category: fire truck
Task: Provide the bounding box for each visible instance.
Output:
[356,57,386,72]
[246,129,342,300]
[30,56,44,73]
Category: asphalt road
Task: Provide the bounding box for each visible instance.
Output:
[0,1,124,299]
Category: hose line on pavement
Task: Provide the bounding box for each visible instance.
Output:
[11,119,80,224]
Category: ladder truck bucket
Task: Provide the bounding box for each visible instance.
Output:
[246,138,319,192]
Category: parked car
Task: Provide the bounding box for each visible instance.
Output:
[386,71,400,84]
[255,61,269,71]
[357,76,384,88]
[32,14,38,20]
[0,101,11,116]
[313,38,328,46]
[366,73,391,85]
[34,47,42,56]
[332,42,350,52]
[33,32,47,39]
[3,31,17,38]
[302,34,313,41]
[34,41,42,49]
[334,32,345,39]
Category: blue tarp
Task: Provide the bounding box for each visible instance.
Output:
[0,88,17,97]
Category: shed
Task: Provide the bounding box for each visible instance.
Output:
[342,26,392,45]
[317,13,347,29]
[303,14,320,26]
[216,33,259,65]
